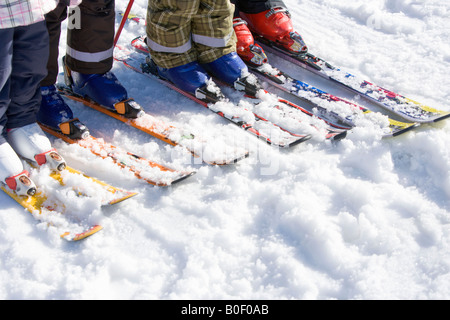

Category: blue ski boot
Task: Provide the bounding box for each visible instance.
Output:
[202,52,249,85]
[70,71,128,109]
[38,85,90,139]
[156,61,210,95]
[144,58,224,102]
[63,56,144,119]
[203,52,261,97]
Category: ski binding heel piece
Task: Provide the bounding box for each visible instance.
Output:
[5,170,37,197]
[234,74,262,97]
[114,99,145,119]
[195,80,225,103]
[34,149,67,172]
[59,118,90,140]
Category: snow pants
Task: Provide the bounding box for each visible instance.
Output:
[0,22,49,144]
[41,0,115,86]
[146,0,237,69]
[231,0,287,14]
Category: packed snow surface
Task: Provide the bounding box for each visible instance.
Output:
[1,0,449,299]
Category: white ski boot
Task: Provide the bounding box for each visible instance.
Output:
[7,123,66,172]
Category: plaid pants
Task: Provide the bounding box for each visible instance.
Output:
[146,0,237,68]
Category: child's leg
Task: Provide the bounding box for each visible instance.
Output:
[0,28,13,145]
[146,0,200,68]
[0,29,35,195]
[41,3,68,87]
[6,22,66,172]
[65,0,115,74]
[6,21,49,131]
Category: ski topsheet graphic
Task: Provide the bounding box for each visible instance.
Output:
[245,61,419,137]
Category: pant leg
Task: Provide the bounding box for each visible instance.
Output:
[232,0,287,14]
[6,21,50,130]
[192,0,236,64]
[65,0,115,74]
[146,0,200,69]
[0,28,13,144]
[41,3,68,87]
[146,0,236,68]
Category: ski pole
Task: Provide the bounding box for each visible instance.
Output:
[114,0,135,46]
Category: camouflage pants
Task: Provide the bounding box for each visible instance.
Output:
[146,0,237,68]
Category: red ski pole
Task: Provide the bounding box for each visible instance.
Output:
[114,0,135,46]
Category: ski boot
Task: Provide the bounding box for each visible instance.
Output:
[63,57,144,119]
[0,142,36,197]
[38,85,90,140]
[7,123,67,173]
[203,52,262,98]
[144,57,225,103]
[233,18,268,67]
[239,6,308,55]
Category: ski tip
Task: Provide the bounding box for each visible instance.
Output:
[60,225,103,241]
[329,130,347,141]
[171,171,197,185]
[286,134,313,148]
[264,134,312,148]
[432,112,450,123]
[204,151,250,166]
[152,171,196,186]
[389,122,420,137]
[108,191,138,205]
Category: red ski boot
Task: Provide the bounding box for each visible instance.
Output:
[239,7,308,55]
[233,18,267,67]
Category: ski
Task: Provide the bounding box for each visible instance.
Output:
[1,180,104,241]
[253,36,450,124]
[0,181,103,241]
[246,61,419,137]
[117,13,346,143]
[56,82,249,166]
[219,79,348,142]
[127,37,348,145]
[118,15,347,142]
[114,43,314,148]
[131,36,347,142]
[119,11,144,25]
[116,13,417,137]
[1,160,137,241]
[26,162,138,206]
[39,121,195,186]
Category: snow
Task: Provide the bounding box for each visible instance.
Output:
[1,0,450,300]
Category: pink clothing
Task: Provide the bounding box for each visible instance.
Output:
[0,0,59,29]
